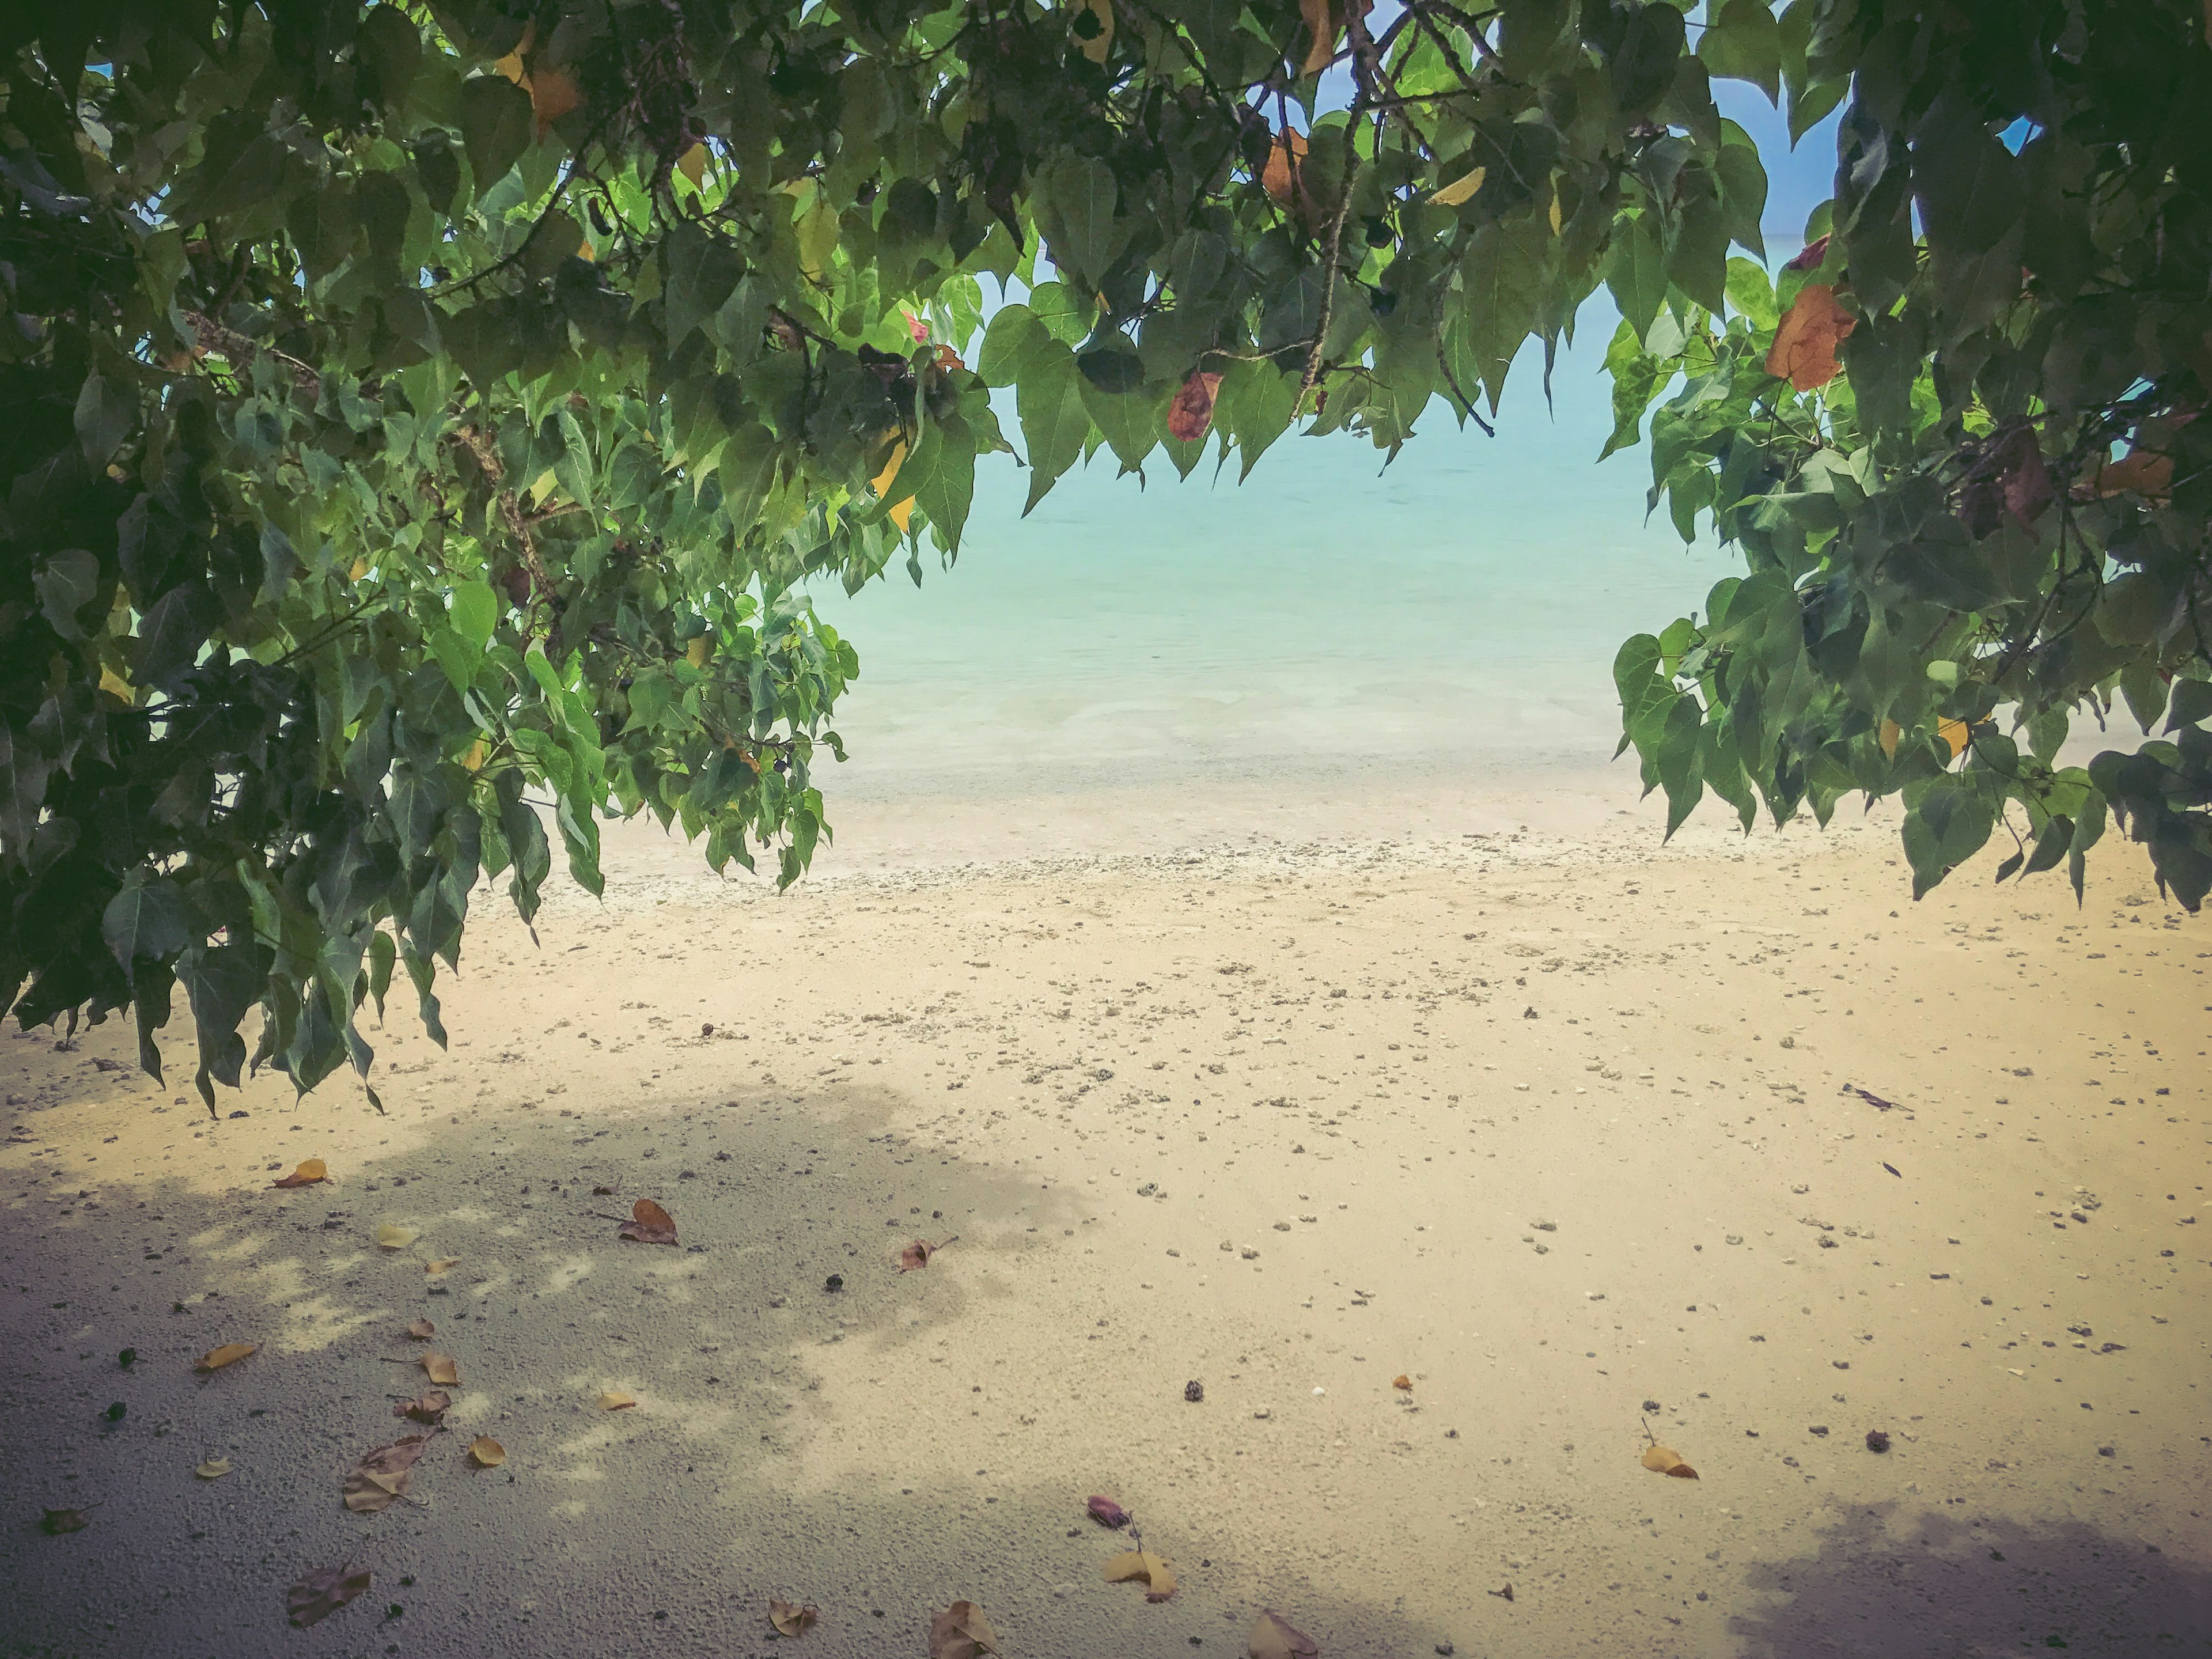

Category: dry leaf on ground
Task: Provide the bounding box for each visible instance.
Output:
[899,1238,935,1271]
[1764,283,1856,391]
[406,1318,434,1340]
[468,1436,505,1468]
[597,1390,637,1411]
[618,1198,678,1246]
[376,1224,418,1249]
[421,1352,459,1387]
[194,1458,232,1479]
[768,1600,818,1637]
[1249,1609,1320,1659]
[1086,1494,1130,1528]
[394,1389,451,1425]
[194,1342,257,1373]
[271,1158,327,1188]
[342,1435,428,1513]
[41,1507,90,1535]
[423,1257,459,1275]
[1488,1583,1514,1601]
[287,1565,371,1627]
[1641,1442,1699,1479]
[1392,1374,1412,1392]
[1104,1550,1177,1602]
[592,1184,614,1196]
[929,1601,1001,1659]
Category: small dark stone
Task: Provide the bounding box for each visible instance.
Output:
[1436,1645,1456,1656]
[1865,1429,1891,1453]
[823,1274,844,1293]
[1642,1399,1662,1413]
[1184,1379,1205,1403]
[1808,1425,1829,1437]
[228,1110,248,1119]
[1522,1006,1539,1018]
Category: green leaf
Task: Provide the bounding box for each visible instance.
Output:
[1043,155,1125,287]
[1605,211,1667,339]
[74,371,134,468]
[460,74,534,199]
[1016,344,1088,512]
[103,874,194,967]
[449,579,499,650]
[1453,215,1550,412]
[1698,0,1781,103]
[1724,256,1776,331]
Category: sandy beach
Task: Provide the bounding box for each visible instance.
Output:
[3,797,2207,1658]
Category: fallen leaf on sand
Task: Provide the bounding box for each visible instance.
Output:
[287,1565,371,1627]
[195,1458,232,1480]
[598,1390,637,1411]
[41,1508,90,1535]
[618,1198,678,1246]
[376,1224,418,1249]
[406,1319,435,1340]
[1845,1084,1899,1111]
[424,1257,459,1275]
[592,1184,614,1196]
[195,1342,257,1372]
[769,1600,818,1637]
[468,1436,505,1468]
[395,1389,451,1425]
[1392,1374,1412,1392]
[1249,1609,1320,1658]
[342,1435,428,1513]
[1765,282,1855,391]
[422,1353,459,1387]
[1488,1583,1514,1602]
[1642,1443,1699,1479]
[899,1238,935,1271]
[271,1158,328,1188]
[1087,1494,1131,1528]
[929,1601,1001,1659]
[1105,1550,1177,1601]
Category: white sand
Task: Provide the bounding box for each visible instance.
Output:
[3,800,2207,1657]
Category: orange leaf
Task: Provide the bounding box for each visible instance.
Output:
[1298,0,1372,77]
[769,1600,819,1637]
[195,1342,257,1373]
[271,1158,327,1188]
[2088,449,2173,502]
[1391,1373,1412,1392]
[871,440,916,535]
[1262,128,1309,206]
[1764,283,1855,392]
[1167,370,1224,444]
[525,63,582,137]
[899,1238,934,1271]
[342,1435,428,1512]
[468,1435,505,1468]
[1937,717,1971,759]
[618,1197,679,1246]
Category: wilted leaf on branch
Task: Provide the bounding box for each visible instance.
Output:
[1262,129,1308,206]
[1430,166,1486,207]
[1167,371,1225,444]
[1764,283,1854,391]
[928,1600,1001,1659]
[342,1435,428,1513]
[618,1198,678,1246]
[1249,1609,1320,1659]
[287,1565,371,1627]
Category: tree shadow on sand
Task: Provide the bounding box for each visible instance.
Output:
[1726,1501,2211,1658]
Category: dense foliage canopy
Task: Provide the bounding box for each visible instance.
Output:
[2,0,2206,1109]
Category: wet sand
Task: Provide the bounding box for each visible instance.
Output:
[3,804,2207,1657]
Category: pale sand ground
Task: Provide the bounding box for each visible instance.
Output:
[3,798,2209,1659]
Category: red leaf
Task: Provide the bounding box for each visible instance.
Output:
[618,1198,678,1246]
[1086,1494,1130,1528]
[1166,370,1224,444]
[1783,233,1831,272]
[1764,283,1855,392]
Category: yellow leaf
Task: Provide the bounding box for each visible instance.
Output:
[460,737,487,774]
[1878,717,1901,758]
[1249,1609,1320,1659]
[1937,717,1971,759]
[406,1318,435,1340]
[376,1224,419,1249]
[872,440,916,534]
[1430,165,1486,207]
[194,1458,232,1479]
[349,556,370,581]
[194,1342,257,1373]
[468,1435,505,1468]
[769,1600,819,1637]
[1641,1442,1700,1479]
[2088,448,2173,501]
[597,1389,637,1411]
[1074,0,1115,64]
[1262,128,1309,206]
[794,197,839,281]
[1549,191,1563,236]
[98,665,134,702]
[1765,283,1856,392]
[271,1157,328,1188]
[677,142,709,187]
[1104,1549,1177,1602]
[422,1352,460,1387]
[424,1256,460,1275]
[1298,0,1370,76]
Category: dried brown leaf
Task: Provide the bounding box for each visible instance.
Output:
[1262,128,1308,206]
[406,1318,435,1340]
[1641,1442,1699,1479]
[1298,0,1371,76]
[287,1565,372,1627]
[597,1389,637,1411]
[1249,1609,1320,1659]
[928,1600,1001,1659]
[1104,1549,1177,1602]
[394,1389,451,1425]
[899,1238,934,1271]
[768,1599,818,1637]
[618,1198,678,1246]
[342,1435,428,1513]
[468,1436,505,1468]
[271,1158,328,1188]
[1391,1374,1412,1392]
[194,1342,257,1373]
[1764,283,1855,392]
[421,1352,459,1387]
[423,1256,460,1275]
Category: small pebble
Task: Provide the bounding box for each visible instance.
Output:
[1865,1429,1891,1453]
[1184,1380,1205,1403]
